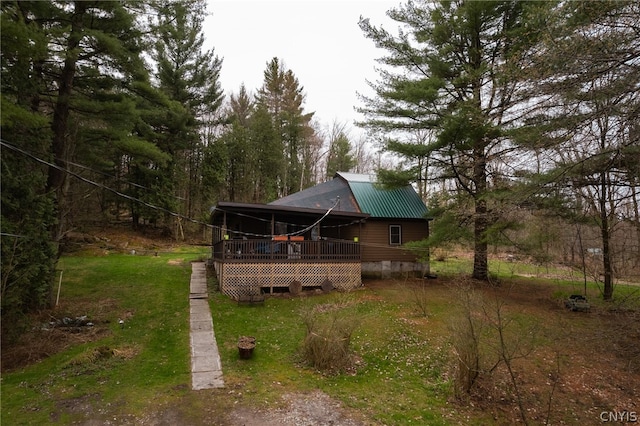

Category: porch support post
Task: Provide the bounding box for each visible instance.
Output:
[359,220,363,261]
[223,211,227,256]
[271,213,275,261]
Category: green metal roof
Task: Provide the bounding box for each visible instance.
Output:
[338,173,429,219]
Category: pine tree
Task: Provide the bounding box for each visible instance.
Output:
[256,58,315,197]
[251,104,281,201]
[1,0,169,329]
[326,132,356,178]
[213,85,256,202]
[359,1,551,280]
[518,1,640,299]
[42,1,156,237]
[228,84,254,127]
[1,2,57,339]
[149,0,224,231]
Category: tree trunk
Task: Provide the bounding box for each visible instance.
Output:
[600,170,613,300]
[473,199,489,281]
[47,1,86,243]
[631,177,640,269]
[472,145,489,281]
[469,24,489,282]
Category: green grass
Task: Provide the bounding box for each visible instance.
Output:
[1,250,461,425]
[432,255,639,301]
[430,255,579,280]
[2,249,638,425]
[1,249,208,425]
[211,284,459,425]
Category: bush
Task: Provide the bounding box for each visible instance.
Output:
[408,279,430,317]
[448,283,484,398]
[300,299,359,373]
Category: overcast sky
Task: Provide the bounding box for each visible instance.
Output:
[203,1,401,134]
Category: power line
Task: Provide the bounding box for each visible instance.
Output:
[4,140,186,198]
[0,232,30,239]
[212,198,342,238]
[65,159,155,192]
[1,139,212,229]
[288,198,339,236]
[2,140,428,254]
[1,140,345,239]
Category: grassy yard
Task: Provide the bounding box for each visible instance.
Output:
[2,248,639,425]
[211,285,456,425]
[1,248,208,424]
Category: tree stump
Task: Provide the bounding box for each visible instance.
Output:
[238,336,256,359]
[321,279,334,293]
[289,280,302,296]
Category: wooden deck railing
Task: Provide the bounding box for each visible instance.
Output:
[213,239,360,262]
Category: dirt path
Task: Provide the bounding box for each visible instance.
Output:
[225,391,367,426]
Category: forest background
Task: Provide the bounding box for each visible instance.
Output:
[1,0,639,340]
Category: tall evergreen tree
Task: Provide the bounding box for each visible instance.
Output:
[518,1,640,299]
[42,1,156,239]
[228,84,254,127]
[218,86,257,202]
[210,84,283,204]
[1,0,163,331]
[256,58,315,197]
[359,0,550,280]
[149,0,223,229]
[250,104,281,202]
[2,0,167,239]
[1,1,57,339]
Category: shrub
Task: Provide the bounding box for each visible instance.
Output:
[448,283,484,398]
[408,279,430,317]
[300,299,359,373]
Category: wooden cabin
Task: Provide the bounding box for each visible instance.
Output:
[210,173,430,299]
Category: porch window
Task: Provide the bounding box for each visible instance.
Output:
[389,224,401,245]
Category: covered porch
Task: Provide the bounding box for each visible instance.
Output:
[210,202,368,299]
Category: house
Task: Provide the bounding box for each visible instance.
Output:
[210,172,430,299]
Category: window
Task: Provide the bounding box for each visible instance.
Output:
[389,225,401,245]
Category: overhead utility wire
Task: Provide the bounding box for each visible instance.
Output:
[2,139,344,239]
[65,159,158,193]
[1,232,30,239]
[213,199,340,239]
[3,141,405,248]
[1,139,212,229]
[213,200,365,232]
[5,140,185,198]
[287,198,339,236]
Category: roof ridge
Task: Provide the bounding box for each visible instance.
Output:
[335,171,376,183]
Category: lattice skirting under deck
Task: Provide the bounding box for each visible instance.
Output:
[213,261,361,300]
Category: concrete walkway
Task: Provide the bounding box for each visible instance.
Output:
[189,262,224,390]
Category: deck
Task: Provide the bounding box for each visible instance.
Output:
[212,238,360,262]
[211,239,362,299]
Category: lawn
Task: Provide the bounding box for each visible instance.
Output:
[1,248,207,424]
[2,248,639,425]
[211,285,455,425]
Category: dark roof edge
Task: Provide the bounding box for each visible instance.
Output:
[366,215,433,221]
[211,201,370,219]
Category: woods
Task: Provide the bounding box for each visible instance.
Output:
[358,0,639,296]
[1,0,639,336]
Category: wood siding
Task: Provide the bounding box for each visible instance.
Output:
[355,219,429,262]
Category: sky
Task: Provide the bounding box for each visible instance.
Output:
[203,1,401,134]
